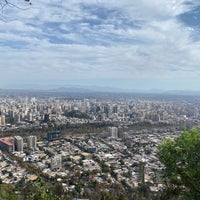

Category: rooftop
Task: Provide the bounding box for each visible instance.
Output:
[0,137,14,146]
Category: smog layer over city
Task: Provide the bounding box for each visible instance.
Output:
[1,1,200,200]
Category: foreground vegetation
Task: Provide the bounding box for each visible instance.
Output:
[158,128,200,200]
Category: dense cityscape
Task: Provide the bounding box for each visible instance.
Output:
[0,91,200,199]
[1,0,200,199]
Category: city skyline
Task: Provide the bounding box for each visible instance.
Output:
[1,0,200,91]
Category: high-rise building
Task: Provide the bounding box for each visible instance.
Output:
[47,131,61,141]
[28,112,33,121]
[118,127,124,138]
[51,155,62,170]
[27,135,37,150]
[44,114,50,122]
[112,105,118,113]
[1,115,6,126]
[14,113,20,123]
[104,105,110,117]
[108,127,118,138]
[14,136,23,152]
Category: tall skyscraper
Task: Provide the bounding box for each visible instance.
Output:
[27,135,37,150]
[14,136,23,152]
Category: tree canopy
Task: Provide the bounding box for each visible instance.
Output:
[158,128,200,200]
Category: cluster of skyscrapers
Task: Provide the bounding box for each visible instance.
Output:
[0,135,37,152]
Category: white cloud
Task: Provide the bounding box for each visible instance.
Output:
[1,0,200,89]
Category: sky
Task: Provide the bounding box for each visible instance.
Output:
[0,0,200,91]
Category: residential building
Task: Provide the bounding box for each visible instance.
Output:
[108,127,118,138]
[27,135,37,150]
[14,136,23,152]
[51,155,62,170]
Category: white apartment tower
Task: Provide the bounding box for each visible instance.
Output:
[27,135,37,150]
[108,127,118,138]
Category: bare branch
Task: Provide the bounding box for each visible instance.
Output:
[3,0,31,9]
[0,0,32,21]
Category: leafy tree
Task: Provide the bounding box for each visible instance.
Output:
[100,191,115,200]
[158,128,200,199]
[0,183,17,200]
[51,182,65,198]
[64,110,91,119]
[101,163,110,173]
[138,183,151,200]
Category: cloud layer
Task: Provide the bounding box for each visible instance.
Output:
[0,0,200,90]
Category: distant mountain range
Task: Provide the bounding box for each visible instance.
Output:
[39,87,200,95]
[0,86,200,96]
